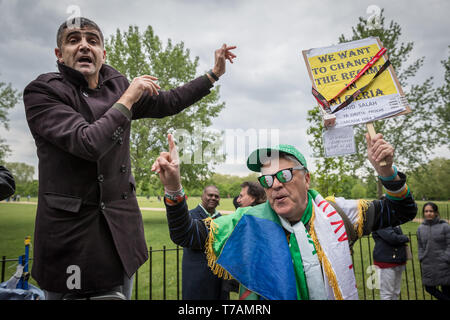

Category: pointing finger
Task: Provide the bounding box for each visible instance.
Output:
[168,133,176,152]
[168,133,179,163]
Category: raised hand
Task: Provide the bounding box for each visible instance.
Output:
[117,75,161,109]
[151,133,182,192]
[366,133,397,179]
[212,44,237,78]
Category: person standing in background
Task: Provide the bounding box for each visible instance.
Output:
[180,186,228,300]
[417,202,450,300]
[236,181,266,208]
[372,225,409,300]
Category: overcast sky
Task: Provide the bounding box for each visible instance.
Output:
[0,0,449,178]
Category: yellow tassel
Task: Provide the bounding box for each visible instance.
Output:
[325,196,369,239]
[309,206,344,300]
[203,217,233,280]
[356,199,370,238]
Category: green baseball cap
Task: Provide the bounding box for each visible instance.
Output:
[246,144,308,172]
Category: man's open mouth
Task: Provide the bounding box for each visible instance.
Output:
[77,56,93,64]
[274,195,288,202]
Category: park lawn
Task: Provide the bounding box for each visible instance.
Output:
[0,199,448,300]
[0,196,234,262]
[0,203,40,293]
[137,196,236,212]
[0,198,233,300]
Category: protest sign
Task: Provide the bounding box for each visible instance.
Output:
[302,37,411,128]
[323,126,356,157]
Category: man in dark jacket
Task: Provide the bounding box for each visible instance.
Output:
[0,165,15,200]
[23,17,236,299]
[181,185,228,299]
[372,225,409,300]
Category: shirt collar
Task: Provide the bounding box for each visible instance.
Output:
[199,204,219,218]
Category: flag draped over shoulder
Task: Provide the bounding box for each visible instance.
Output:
[205,201,298,300]
[204,189,369,300]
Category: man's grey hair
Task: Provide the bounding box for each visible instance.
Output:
[261,151,303,169]
[281,153,301,167]
[56,17,104,49]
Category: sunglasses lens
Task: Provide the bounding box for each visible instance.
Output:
[277,169,293,183]
[259,175,273,188]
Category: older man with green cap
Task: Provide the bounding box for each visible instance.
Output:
[152,133,417,300]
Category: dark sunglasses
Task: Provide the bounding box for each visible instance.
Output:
[258,166,306,188]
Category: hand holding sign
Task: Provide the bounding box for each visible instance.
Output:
[365,132,397,179]
[366,122,387,166]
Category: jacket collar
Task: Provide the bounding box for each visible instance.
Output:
[57,61,123,89]
[423,216,441,225]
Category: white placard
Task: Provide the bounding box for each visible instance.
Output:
[333,94,407,128]
[323,126,356,157]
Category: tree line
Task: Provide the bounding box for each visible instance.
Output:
[3,157,449,201]
[0,9,448,201]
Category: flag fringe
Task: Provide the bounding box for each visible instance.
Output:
[204,217,233,280]
[356,199,370,238]
[309,206,343,300]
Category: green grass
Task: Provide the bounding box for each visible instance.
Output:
[1,198,448,300]
[0,197,235,300]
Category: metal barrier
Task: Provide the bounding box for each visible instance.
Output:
[0,236,439,300]
[351,232,435,300]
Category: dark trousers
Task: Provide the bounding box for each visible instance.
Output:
[43,273,134,300]
[425,285,450,300]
